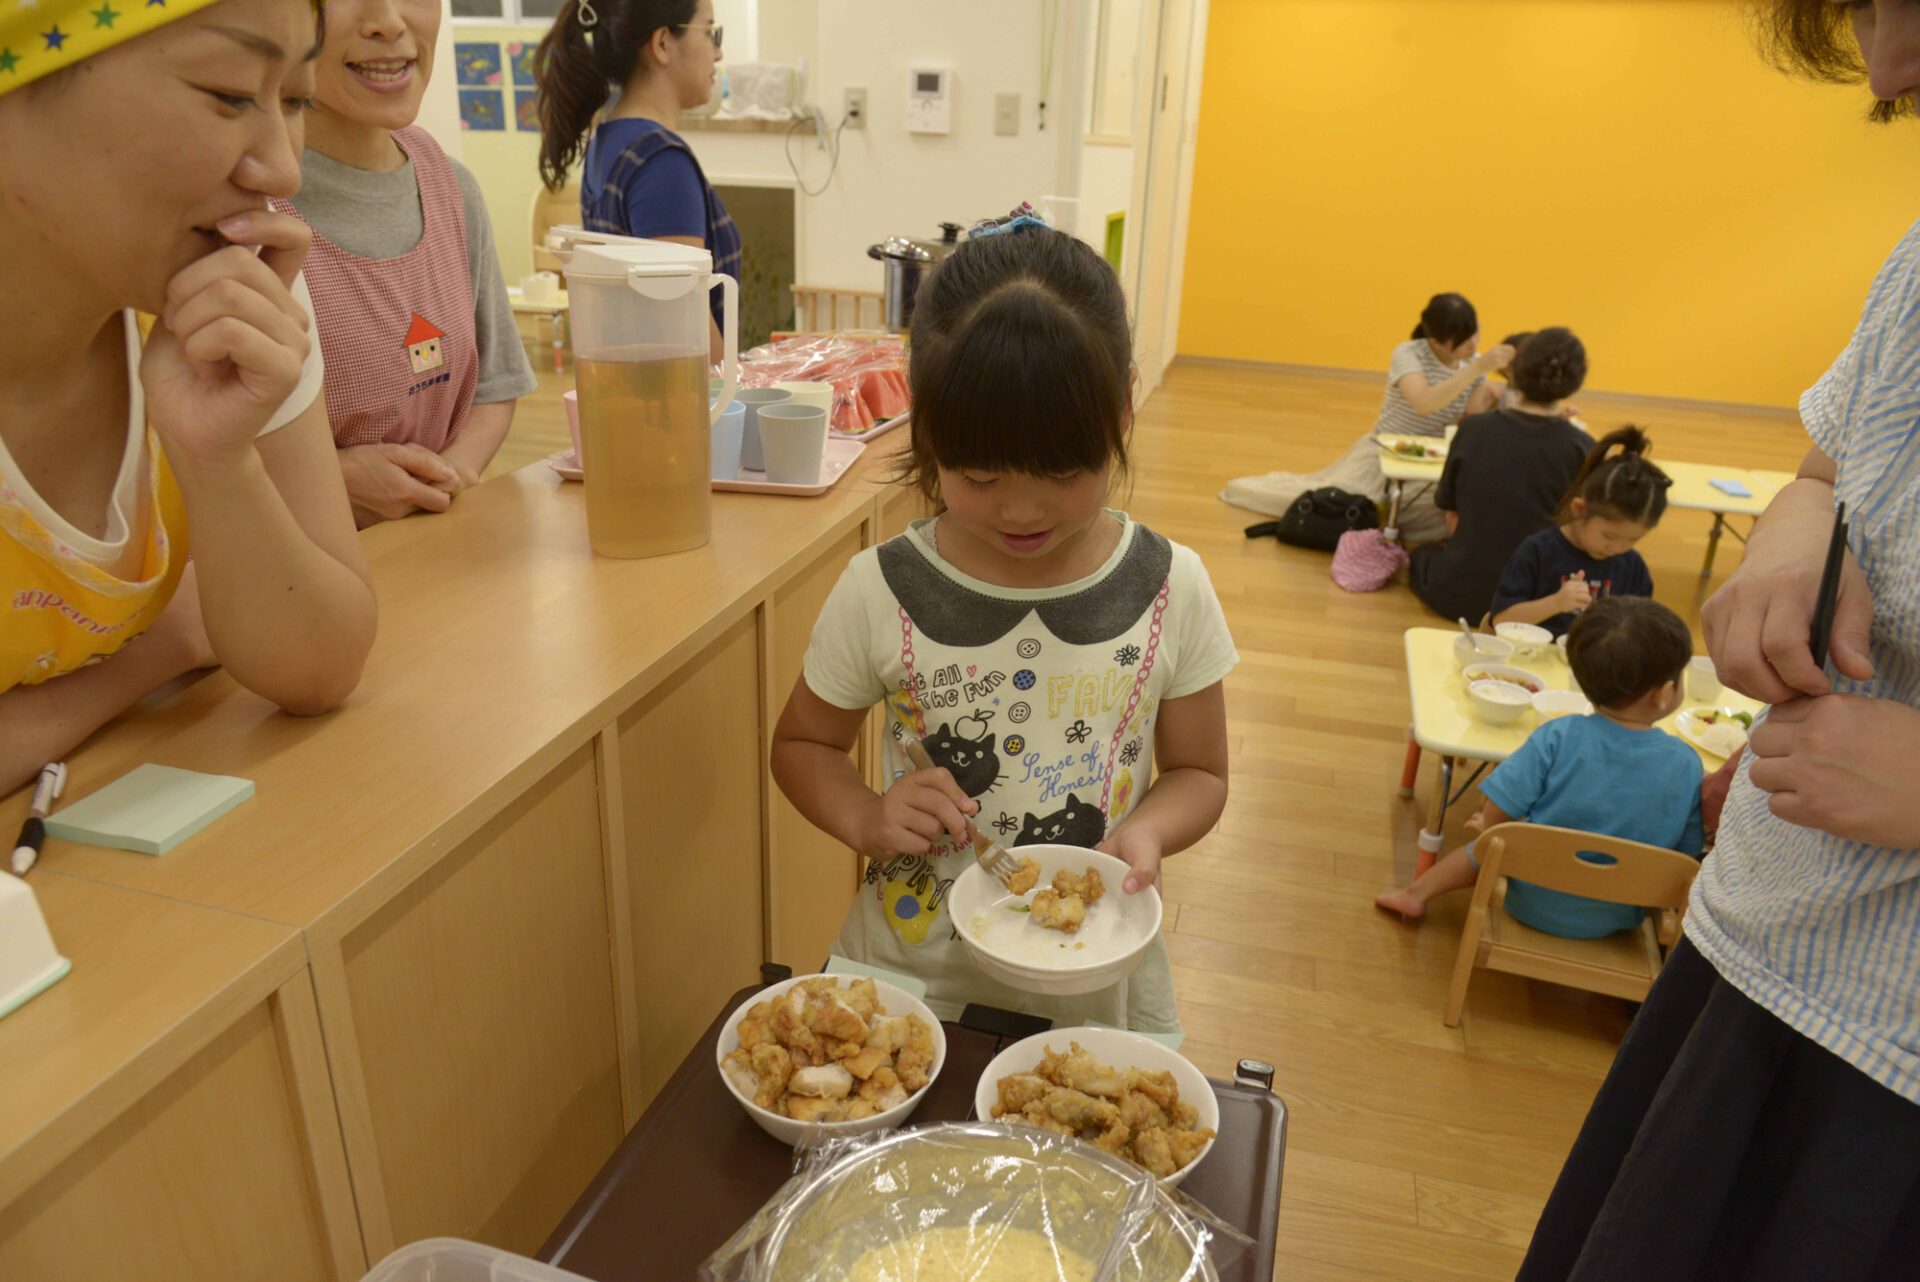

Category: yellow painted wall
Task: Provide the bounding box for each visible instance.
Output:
[1179,0,1920,408]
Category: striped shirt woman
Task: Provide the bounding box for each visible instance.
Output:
[1519,218,1920,1281]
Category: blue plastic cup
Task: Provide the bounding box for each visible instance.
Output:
[711,401,746,480]
[735,387,792,474]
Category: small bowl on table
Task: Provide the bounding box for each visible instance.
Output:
[1453,633,1515,669]
[1532,689,1593,720]
[1469,679,1536,725]
[1495,621,1553,662]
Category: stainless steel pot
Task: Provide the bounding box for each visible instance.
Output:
[868,222,964,332]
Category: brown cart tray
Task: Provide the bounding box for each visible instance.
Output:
[540,981,1287,1281]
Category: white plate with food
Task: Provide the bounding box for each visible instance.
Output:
[950,844,1160,998]
[1675,706,1754,760]
[974,1026,1219,1186]
[716,974,945,1145]
[1377,435,1448,462]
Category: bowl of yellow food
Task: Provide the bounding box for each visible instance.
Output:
[1494,621,1553,661]
[738,1122,1221,1281]
[716,974,945,1146]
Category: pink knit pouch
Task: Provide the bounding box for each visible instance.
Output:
[1331,529,1409,592]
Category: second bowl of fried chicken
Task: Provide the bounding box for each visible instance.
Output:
[973,1027,1220,1186]
[717,974,946,1145]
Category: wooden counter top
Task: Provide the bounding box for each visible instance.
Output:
[0,468,874,945]
[0,873,305,1206]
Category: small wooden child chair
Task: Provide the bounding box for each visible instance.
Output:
[1444,823,1700,1027]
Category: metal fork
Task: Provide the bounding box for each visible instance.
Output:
[900,736,1021,889]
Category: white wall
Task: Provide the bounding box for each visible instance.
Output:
[695,0,1085,290]
[414,0,464,160]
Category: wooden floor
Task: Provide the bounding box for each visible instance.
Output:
[487,353,1813,1280]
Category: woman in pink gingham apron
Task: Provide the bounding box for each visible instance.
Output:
[278,0,534,527]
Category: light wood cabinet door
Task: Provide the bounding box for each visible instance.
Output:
[0,996,347,1282]
[767,529,868,973]
[326,743,625,1259]
[613,613,768,1115]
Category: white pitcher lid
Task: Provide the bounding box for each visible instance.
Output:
[551,227,713,281]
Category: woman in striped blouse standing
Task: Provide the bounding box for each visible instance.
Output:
[1519,4,1920,1278]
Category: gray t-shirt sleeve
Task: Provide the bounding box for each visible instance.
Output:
[455,160,538,405]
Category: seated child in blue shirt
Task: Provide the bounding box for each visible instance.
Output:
[1489,427,1669,636]
[1376,595,1704,938]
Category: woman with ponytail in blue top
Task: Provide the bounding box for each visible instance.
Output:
[533,0,739,362]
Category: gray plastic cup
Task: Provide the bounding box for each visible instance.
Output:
[735,387,792,473]
[711,401,746,480]
[758,403,830,486]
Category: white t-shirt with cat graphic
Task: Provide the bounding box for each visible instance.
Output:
[802,511,1238,1030]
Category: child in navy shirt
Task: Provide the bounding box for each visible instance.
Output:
[1490,427,1669,636]
[1376,596,1703,938]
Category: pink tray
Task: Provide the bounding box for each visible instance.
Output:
[834,409,909,444]
[713,437,867,497]
[547,439,867,497]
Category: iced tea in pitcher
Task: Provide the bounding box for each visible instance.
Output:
[577,348,710,558]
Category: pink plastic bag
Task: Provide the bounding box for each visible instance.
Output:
[1331,529,1409,592]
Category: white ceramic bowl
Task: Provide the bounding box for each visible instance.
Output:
[973,1026,1220,1187]
[1470,679,1535,725]
[1453,632,1516,669]
[1460,662,1546,695]
[1688,656,1723,702]
[950,845,1160,998]
[716,974,946,1146]
[1495,621,1553,661]
[1532,689,1593,719]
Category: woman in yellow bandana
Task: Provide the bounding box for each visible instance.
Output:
[0,0,377,793]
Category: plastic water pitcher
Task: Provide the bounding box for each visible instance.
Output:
[555,231,739,558]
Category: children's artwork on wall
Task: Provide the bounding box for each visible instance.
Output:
[454,41,502,86]
[514,89,540,132]
[459,88,506,131]
[508,41,537,87]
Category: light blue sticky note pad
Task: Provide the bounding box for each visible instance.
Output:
[826,954,929,1001]
[43,764,254,856]
[1710,477,1752,498]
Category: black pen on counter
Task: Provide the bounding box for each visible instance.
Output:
[11,762,67,877]
[1808,502,1850,674]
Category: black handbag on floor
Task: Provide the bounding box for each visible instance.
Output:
[1270,486,1380,552]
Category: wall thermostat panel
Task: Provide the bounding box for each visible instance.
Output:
[907,65,951,134]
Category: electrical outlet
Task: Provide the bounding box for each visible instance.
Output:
[994,93,1020,136]
[843,86,868,130]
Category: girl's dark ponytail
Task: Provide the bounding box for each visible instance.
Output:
[1560,425,1672,526]
[533,0,698,192]
[1411,321,1427,340]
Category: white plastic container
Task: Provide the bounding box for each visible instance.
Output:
[0,875,70,1020]
[361,1238,597,1282]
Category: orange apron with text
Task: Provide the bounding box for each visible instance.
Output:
[0,430,187,692]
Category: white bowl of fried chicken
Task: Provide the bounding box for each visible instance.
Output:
[974,1027,1219,1186]
[717,974,945,1146]
[951,844,1162,997]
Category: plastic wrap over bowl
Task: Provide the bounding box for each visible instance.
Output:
[702,1121,1235,1281]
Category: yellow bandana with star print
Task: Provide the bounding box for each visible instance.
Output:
[0,0,225,94]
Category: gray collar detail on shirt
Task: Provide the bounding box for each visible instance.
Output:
[877,525,1173,647]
